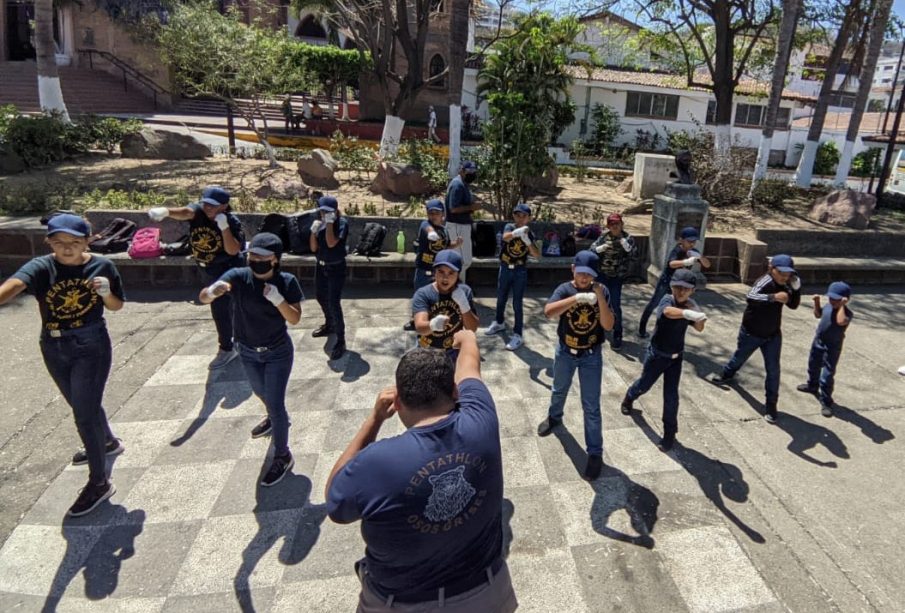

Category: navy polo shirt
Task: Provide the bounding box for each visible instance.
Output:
[416,221,451,271]
[548,282,610,350]
[651,294,698,356]
[500,223,535,267]
[412,283,476,351]
[815,303,853,346]
[444,176,473,225]
[187,203,245,275]
[217,268,303,348]
[659,245,688,284]
[315,217,349,263]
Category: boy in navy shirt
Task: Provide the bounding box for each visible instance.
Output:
[797,281,853,417]
[412,250,479,359]
[148,186,245,369]
[536,250,615,480]
[485,202,540,351]
[200,233,304,486]
[326,330,517,611]
[638,226,710,338]
[309,195,349,360]
[620,269,707,451]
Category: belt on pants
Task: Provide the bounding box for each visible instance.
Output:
[650,345,682,360]
[318,259,345,266]
[561,344,599,358]
[240,338,289,353]
[43,320,106,339]
[377,557,504,604]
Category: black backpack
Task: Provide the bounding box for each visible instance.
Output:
[287,211,318,255]
[561,233,577,257]
[355,222,387,257]
[472,222,497,257]
[258,213,291,252]
[89,218,137,253]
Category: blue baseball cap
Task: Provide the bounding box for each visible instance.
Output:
[201,186,230,206]
[573,250,599,278]
[827,281,851,299]
[670,269,697,289]
[770,254,796,273]
[317,195,338,211]
[46,214,90,237]
[680,226,700,241]
[514,203,531,215]
[425,199,444,213]
[433,249,462,272]
[244,232,283,257]
[461,160,477,174]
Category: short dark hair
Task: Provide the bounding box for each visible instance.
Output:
[395,348,456,410]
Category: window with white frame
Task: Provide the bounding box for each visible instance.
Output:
[731,103,791,129]
[625,91,679,119]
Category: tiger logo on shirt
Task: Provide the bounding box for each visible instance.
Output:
[424,466,476,522]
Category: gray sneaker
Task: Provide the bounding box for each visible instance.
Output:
[209,348,238,370]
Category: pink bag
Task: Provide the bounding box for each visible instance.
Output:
[128,227,163,259]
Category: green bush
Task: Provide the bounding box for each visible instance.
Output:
[814,141,840,176]
[750,179,803,209]
[851,148,881,178]
[329,131,377,177]
[585,103,622,155]
[0,181,81,214]
[75,115,143,153]
[394,139,448,192]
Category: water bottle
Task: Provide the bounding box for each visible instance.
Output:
[396,230,405,254]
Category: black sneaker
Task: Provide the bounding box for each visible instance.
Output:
[536,417,561,437]
[611,339,623,350]
[312,324,334,338]
[330,341,347,361]
[709,373,735,385]
[67,481,115,517]
[71,438,124,466]
[764,402,778,424]
[796,383,818,395]
[637,330,649,339]
[583,454,603,480]
[620,395,633,415]
[251,417,272,439]
[657,432,676,452]
[261,454,294,487]
[821,402,833,418]
[403,321,416,331]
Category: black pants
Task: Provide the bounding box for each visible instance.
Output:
[40,325,115,484]
[203,268,234,351]
[315,260,347,341]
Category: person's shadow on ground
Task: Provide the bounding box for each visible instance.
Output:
[41,507,146,612]
[341,350,371,383]
[171,368,253,447]
[510,344,553,391]
[553,426,659,548]
[814,403,894,445]
[233,468,327,613]
[500,498,515,559]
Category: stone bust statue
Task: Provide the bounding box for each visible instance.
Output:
[675,150,693,184]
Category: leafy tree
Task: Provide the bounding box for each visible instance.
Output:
[281,42,365,119]
[586,103,622,155]
[35,0,69,120]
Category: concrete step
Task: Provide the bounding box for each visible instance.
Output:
[794,257,905,284]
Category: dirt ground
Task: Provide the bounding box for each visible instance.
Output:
[4,154,905,238]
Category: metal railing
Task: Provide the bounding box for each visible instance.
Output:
[77,48,169,110]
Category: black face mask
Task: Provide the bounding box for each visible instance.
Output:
[463,173,476,184]
[249,260,275,275]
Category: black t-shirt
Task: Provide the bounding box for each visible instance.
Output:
[13,254,125,333]
[548,282,610,350]
[499,223,535,267]
[651,294,698,355]
[315,217,349,264]
[217,268,304,348]
[187,203,245,275]
[416,221,451,270]
[659,245,688,284]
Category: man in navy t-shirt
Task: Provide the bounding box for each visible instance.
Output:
[326,330,517,612]
[444,161,479,282]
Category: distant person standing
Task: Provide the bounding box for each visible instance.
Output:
[428,105,440,143]
[444,161,480,282]
[590,213,637,349]
[309,195,349,361]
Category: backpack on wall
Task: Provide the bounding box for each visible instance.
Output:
[355,222,387,257]
[128,227,163,259]
[561,233,577,257]
[287,211,318,255]
[89,218,137,254]
[162,233,191,256]
[472,223,497,257]
[258,213,291,252]
[542,231,561,256]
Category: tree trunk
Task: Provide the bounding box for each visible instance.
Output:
[447,0,470,177]
[834,0,894,186]
[711,2,735,163]
[379,115,405,158]
[34,0,69,121]
[751,0,800,193]
[447,105,462,176]
[793,4,860,187]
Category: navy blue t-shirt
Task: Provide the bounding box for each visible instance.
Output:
[651,294,698,355]
[217,268,303,348]
[412,283,476,350]
[13,254,125,333]
[815,303,852,346]
[187,203,245,275]
[416,221,450,270]
[548,282,610,350]
[659,245,688,284]
[315,217,349,263]
[327,378,503,594]
[444,176,473,225]
[500,223,535,267]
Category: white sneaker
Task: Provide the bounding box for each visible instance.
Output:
[899,365,905,376]
[485,321,506,335]
[505,334,523,351]
[208,348,238,370]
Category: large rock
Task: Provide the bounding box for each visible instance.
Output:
[120,129,211,160]
[254,175,309,200]
[297,148,339,189]
[369,161,432,197]
[808,189,876,229]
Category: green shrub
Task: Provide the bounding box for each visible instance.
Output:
[393,139,448,192]
[851,148,881,178]
[329,131,377,177]
[750,179,802,209]
[585,103,622,155]
[75,115,143,153]
[814,141,840,176]
[0,181,81,214]
[77,188,175,210]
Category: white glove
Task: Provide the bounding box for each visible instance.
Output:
[451,287,471,313]
[148,207,169,221]
[323,212,337,224]
[263,283,285,306]
[429,314,449,331]
[215,213,229,230]
[620,237,631,252]
[427,230,440,242]
[575,292,597,306]
[92,276,111,297]
[512,226,529,238]
[682,256,699,267]
[682,309,707,322]
[594,242,611,254]
[207,280,231,298]
[687,250,701,258]
[789,276,801,291]
[310,219,323,233]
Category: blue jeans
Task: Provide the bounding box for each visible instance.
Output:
[413,267,433,290]
[627,345,683,434]
[722,327,782,404]
[807,339,843,406]
[601,274,624,343]
[495,265,528,334]
[238,336,294,456]
[40,324,116,484]
[203,268,234,351]
[547,343,603,455]
[315,260,347,341]
[639,276,670,335]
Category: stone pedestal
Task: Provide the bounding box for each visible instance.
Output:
[648,183,710,287]
[632,153,677,200]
